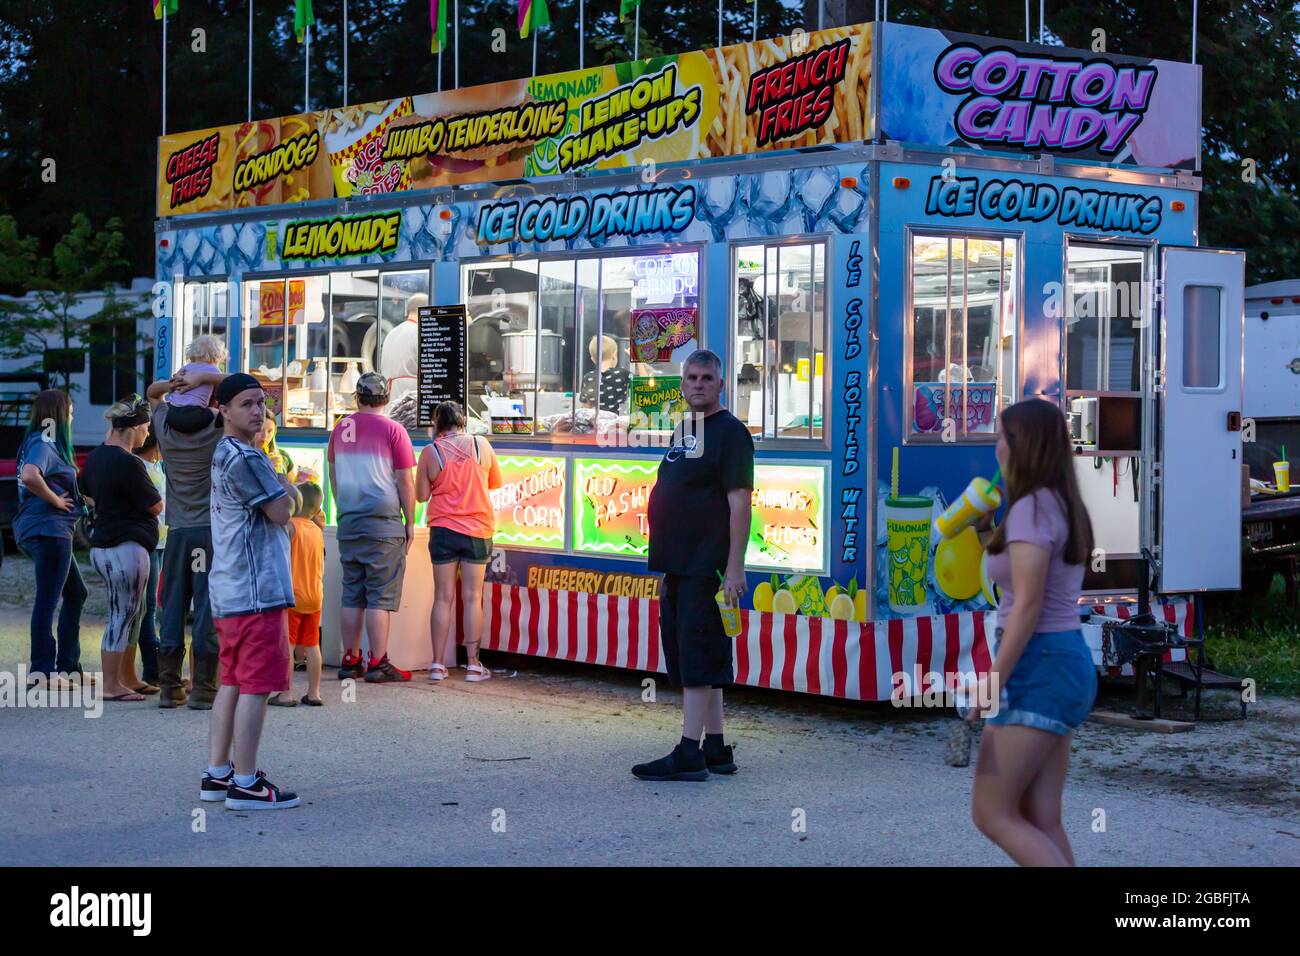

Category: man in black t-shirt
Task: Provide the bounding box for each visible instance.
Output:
[636,350,754,782]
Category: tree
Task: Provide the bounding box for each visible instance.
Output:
[0,2,1296,282]
[0,213,152,395]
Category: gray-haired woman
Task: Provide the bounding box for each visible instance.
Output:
[78,396,163,701]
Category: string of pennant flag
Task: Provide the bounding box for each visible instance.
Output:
[154,1,654,45]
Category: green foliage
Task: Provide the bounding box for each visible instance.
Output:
[0,1,1295,281]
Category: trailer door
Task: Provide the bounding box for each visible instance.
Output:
[1156,246,1245,592]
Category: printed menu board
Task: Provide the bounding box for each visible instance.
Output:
[489,456,567,549]
[416,305,468,428]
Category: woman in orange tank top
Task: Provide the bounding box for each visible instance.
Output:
[416,402,502,683]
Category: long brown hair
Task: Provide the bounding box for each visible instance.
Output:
[22,389,74,465]
[986,399,1094,565]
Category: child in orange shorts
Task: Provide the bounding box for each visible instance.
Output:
[271,482,325,706]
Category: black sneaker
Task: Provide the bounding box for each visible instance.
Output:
[200,766,263,802]
[224,774,299,811]
[703,741,738,775]
[293,660,307,672]
[338,652,366,680]
[364,656,411,683]
[632,745,709,782]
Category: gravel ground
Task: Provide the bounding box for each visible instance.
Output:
[0,554,1296,867]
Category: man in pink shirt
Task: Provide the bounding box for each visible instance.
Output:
[327,373,417,682]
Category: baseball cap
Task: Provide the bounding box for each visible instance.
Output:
[356,371,389,400]
[215,372,264,406]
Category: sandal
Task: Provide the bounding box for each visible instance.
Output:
[268,694,299,707]
[104,691,146,702]
[300,695,323,706]
[465,662,493,683]
[129,683,161,695]
[427,663,450,682]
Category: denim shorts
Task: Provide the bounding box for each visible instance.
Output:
[428,526,492,565]
[986,629,1098,736]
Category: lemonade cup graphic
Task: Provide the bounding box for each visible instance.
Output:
[885,495,934,614]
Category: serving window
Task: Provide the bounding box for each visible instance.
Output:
[732,240,827,442]
[907,233,1019,441]
[460,248,700,441]
[178,279,230,368]
[240,267,430,429]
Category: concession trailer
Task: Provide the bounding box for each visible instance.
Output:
[154,20,1243,702]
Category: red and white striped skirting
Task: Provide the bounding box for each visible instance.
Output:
[482,583,1194,703]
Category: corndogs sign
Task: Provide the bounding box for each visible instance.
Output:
[879,25,1199,169]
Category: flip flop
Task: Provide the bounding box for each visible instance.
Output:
[300,695,324,707]
[268,694,299,707]
[104,692,146,702]
[129,684,161,695]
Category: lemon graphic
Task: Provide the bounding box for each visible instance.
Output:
[824,585,843,605]
[752,581,774,613]
[934,527,982,601]
[853,590,868,622]
[980,550,1000,607]
[771,588,798,615]
[828,592,855,620]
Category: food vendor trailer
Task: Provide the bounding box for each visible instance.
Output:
[154,21,1242,701]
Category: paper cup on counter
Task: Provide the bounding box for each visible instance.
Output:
[885,495,934,615]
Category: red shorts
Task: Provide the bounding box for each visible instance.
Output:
[216,609,290,695]
[287,609,321,647]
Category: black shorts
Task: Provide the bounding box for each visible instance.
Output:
[428,526,492,565]
[658,574,733,689]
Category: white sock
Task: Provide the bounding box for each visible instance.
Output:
[207,762,232,778]
[234,772,258,788]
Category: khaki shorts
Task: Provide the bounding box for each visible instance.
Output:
[339,536,406,611]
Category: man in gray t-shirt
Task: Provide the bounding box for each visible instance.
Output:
[147,371,226,709]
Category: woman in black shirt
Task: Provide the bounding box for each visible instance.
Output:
[79,396,163,701]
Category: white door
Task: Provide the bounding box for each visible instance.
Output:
[1157,246,1245,592]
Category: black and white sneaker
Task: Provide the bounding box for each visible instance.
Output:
[200,766,263,802]
[224,774,299,811]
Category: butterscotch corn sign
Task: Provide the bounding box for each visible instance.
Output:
[157,24,874,217]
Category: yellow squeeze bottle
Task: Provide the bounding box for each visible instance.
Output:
[936,476,1003,539]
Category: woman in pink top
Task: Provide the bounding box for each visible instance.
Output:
[416,402,502,683]
[968,399,1097,867]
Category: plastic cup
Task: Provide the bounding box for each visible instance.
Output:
[936,477,1003,539]
[715,590,742,638]
[885,495,934,615]
[1275,460,1291,493]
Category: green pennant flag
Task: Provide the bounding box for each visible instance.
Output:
[153,0,179,19]
[431,0,448,54]
[620,0,642,22]
[295,0,315,44]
